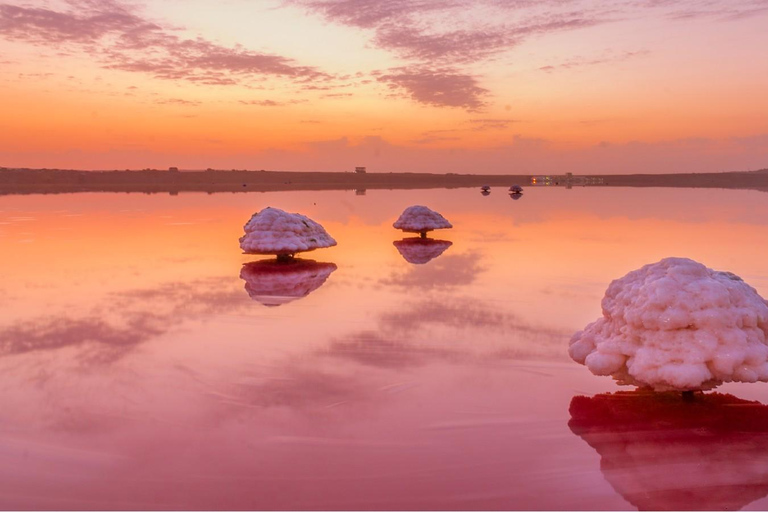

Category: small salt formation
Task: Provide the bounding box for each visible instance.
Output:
[393,205,452,239]
[569,257,768,391]
[393,238,452,265]
[239,207,336,260]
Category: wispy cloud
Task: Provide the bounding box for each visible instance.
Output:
[468,118,521,130]
[239,99,306,106]
[0,1,330,86]
[291,0,460,29]
[156,98,202,106]
[539,50,649,72]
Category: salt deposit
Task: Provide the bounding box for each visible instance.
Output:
[239,207,336,259]
[393,205,452,237]
[569,257,768,390]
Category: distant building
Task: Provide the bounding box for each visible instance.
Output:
[169,167,179,172]
[355,166,367,174]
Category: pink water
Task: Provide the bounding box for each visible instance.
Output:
[2,187,768,510]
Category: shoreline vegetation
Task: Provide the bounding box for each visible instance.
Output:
[1,167,768,195]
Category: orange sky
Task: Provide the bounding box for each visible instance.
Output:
[1,0,767,173]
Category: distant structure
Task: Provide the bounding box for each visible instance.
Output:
[355,166,367,174]
[169,167,179,172]
[530,172,604,188]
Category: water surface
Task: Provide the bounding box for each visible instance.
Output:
[2,187,768,510]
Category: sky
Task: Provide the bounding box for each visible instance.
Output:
[0,0,767,173]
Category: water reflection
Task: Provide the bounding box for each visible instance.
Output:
[569,390,768,511]
[240,259,337,307]
[381,253,485,290]
[393,237,453,265]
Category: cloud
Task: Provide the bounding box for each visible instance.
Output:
[291,0,459,29]
[156,98,202,106]
[239,99,306,106]
[376,66,488,110]
[468,118,521,130]
[373,24,517,63]
[0,3,158,43]
[539,50,649,72]
[0,1,330,86]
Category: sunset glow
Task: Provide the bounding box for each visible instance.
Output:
[1,0,767,173]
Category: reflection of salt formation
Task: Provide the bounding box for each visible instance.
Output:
[239,207,337,261]
[569,390,768,511]
[569,257,768,391]
[509,193,522,200]
[240,259,337,307]
[393,238,452,265]
[393,205,452,239]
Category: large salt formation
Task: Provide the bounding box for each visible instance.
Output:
[569,257,768,391]
[393,205,452,238]
[240,207,337,260]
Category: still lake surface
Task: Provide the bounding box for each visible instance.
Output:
[2,186,768,510]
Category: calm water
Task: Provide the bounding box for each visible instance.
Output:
[2,186,768,510]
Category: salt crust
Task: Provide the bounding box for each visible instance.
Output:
[239,207,337,256]
[393,205,452,234]
[569,257,768,390]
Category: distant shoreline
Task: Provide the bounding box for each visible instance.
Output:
[1,168,768,195]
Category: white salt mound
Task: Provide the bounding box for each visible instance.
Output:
[569,257,768,391]
[239,207,337,256]
[393,205,452,234]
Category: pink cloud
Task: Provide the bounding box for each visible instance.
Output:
[292,0,459,28]
[0,2,330,86]
[376,66,488,111]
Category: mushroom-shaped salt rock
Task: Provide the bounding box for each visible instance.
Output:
[393,238,452,265]
[569,390,768,511]
[240,259,337,307]
[509,184,523,194]
[393,205,452,239]
[239,207,337,261]
[569,257,768,391]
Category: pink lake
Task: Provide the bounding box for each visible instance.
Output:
[2,186,768,510]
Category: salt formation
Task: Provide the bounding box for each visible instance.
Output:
[393,238,452,265]
[393,205,452,238]
[239,207,336,260]
[569,257,768,391]
[240,259,337,307]
[569,390,768,511]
